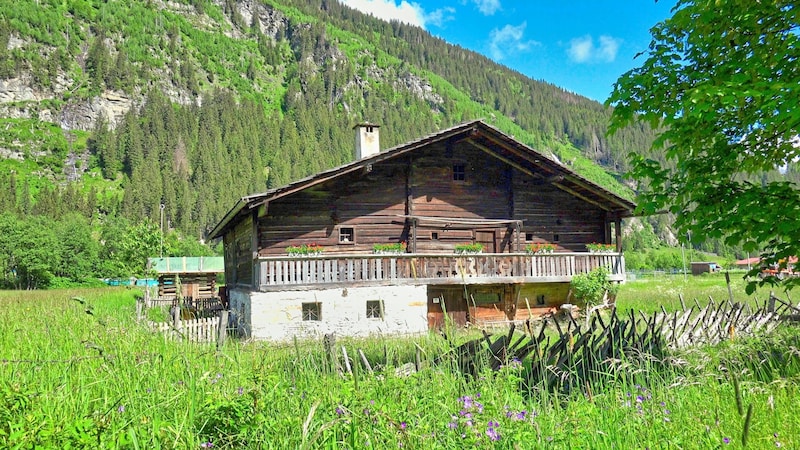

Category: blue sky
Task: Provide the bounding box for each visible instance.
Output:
[338,0,677,103]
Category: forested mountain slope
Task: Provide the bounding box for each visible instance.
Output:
[0,0,668,240]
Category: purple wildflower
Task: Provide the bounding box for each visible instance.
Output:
[117,405,125,413]
[447,421,458,429]
[515,411,527,420]
[200,442,214,448]
[486,421,501,441]
[400,421,407,429]
[723,437,730,444]
[237,387,244,395]
[336,406,345,416]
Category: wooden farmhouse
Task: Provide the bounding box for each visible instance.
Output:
[209,120,635,340]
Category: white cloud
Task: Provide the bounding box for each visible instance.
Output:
[338,0,426,27]
[488,22,539,61]
[567,35,621,63]
[425,7,457,28]
[472,0,501,15]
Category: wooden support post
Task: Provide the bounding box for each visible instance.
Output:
[323,333,339,373]
[216,310,228,350]
[358,349,373,373]
[172,305,180,329]
[341,345,352,374]
[725,271,734,304]
[136,297,143,322]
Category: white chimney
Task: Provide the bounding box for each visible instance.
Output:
[354,122,380,159]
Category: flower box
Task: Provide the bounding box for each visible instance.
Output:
[525,243,556,254]
[286,243,324,256]
[586,243,615,253]
[454,243,485,254]
[373,242,407,255]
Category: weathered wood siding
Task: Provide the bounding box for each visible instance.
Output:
[250,140,607,257]
[257,161,409,256]
[410,142,513,252]
[227,215,253,286]
[512,172,607,252]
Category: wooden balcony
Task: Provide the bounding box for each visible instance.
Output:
[254,252,625,291]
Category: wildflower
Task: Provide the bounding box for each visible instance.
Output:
[723,437,730,444]
[200,442,214,448]
[237,387,244,395]
[447,421,458,429]
[117,405,125,413]
[336,406,345,416]
[515,411,527,420]
[400,421,407,429]
[486,421,501,441]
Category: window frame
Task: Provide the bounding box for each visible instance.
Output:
[302,302,321,321]
[366,300,384,319]
[338,227,355,244]
[452,163,466,181]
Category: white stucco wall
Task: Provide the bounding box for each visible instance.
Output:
[229,285,429,341]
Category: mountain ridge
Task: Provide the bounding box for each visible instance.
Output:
[0,0,656,238]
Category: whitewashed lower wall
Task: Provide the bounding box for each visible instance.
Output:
[230,285,429,341]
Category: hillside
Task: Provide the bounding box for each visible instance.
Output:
[0,0,661,241]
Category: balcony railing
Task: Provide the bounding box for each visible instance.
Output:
[254,252,624,291]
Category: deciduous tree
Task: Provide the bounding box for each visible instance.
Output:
[608,0,800,292]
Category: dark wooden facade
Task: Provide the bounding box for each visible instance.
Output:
[212,120,634,330]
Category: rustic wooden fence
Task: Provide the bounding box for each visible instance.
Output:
[440,296,796,393]
[310,295,797,390]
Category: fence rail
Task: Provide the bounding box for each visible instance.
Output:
[256,252,624,289]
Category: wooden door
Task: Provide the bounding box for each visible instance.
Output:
[427,288,468,329]
[475,230,497,253]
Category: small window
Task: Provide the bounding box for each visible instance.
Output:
[302,302,321,321]
[431,232,439,240]
[553,234,560,242]
[453,163,465,181]
[536,294,546,306]
[525,233,534,241]
[339,227,355,244]
[366,300,383,319]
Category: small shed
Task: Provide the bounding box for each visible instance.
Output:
[690,261,719,275]
[147,256,224,301]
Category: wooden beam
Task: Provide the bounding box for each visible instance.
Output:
[552,182,611,212]
[465,140,540,178]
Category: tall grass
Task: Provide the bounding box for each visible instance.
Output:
[1,287,798,448]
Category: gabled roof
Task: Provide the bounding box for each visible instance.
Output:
[209,119,636,239]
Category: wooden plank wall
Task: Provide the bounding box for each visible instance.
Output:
[232,216,253,286]
[258,161,409,256]
[513,174,606,252]
[249,140,607,257]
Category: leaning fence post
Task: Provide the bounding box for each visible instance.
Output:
[216,310,229,349]
[768,291,776,313]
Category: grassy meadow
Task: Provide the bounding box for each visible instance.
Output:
[1,277,799,448]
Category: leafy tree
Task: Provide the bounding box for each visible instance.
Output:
[608,0,800,292]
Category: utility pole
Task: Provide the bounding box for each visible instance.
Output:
[160,203,165,258]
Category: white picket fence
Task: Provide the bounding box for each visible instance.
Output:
[145,310,229,345]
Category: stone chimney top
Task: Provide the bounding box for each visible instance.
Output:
[354,122,380,159]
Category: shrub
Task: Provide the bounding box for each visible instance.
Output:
[570,267,618,306]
